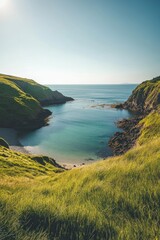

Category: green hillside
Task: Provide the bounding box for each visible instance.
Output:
[0,73,73,129]
[123,76,160,113]
[1,74,73,106]
[0,77,160,239]
[0,75,51,129]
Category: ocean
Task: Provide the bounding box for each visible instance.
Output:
[19,84,137,164]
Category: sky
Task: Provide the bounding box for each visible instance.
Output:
[0,0,160,84]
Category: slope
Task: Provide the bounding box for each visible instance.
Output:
[0,76,51,129]
[1,74,73,106]
[122,76,160,113]
[0,76,160,239]
[0,110,160,240]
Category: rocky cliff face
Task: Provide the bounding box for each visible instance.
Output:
[110,76,160,155]
[40,90,73,106]
[109,117,142,155]
[116,76,160,114]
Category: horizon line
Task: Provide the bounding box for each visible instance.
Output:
[46,83,139,85]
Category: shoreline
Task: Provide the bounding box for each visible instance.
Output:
[109,115,143,155]
[90,104,144,156]
[0,128,86,169]
[0,109,142,169]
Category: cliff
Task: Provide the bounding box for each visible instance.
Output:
[2,74,73,106]
[110,76,160,155]
[116,76,160,114]
[0,74,73,130]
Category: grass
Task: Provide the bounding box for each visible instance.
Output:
[0,73,72,128]
[0,76,43,128]
[2,74,55,102]
[0,110,160,239]
[127,76,160,112]
[138,108,160,144]
[0,73,64,105]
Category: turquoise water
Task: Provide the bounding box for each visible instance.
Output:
[19,85,137,164]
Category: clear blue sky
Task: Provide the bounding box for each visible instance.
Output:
[0,0,160,84]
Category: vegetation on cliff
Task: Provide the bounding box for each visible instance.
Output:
[110,76,160,156]
[2,74,73,106]
[122,76,160,114]
[0,74,73,129]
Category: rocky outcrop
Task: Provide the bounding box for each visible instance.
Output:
[40,90,73,106]
[115,76,160,114]
[109,117,142,155]
[31,155,64,169]
[17,108,52,130]
[109,76,160,155]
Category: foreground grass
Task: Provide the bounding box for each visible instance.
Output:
[0,111,160,239]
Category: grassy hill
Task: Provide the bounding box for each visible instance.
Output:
[123,76,160,113]
[0,111,160,239]
[1,74,73,106]
[0,74,73,129]
[0,75,51,129]
[0,77,160,239]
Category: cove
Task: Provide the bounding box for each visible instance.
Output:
[19,84,137,164]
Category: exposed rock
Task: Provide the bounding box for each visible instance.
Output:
[40,90,73,106]
[109,76,160,155]
[111,103,124,109]
[114,76,160,114]
[32,155,64,169]
[16,109,52,130]
[109,117,142,155]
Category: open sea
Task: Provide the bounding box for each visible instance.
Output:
[19,84,137,164]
